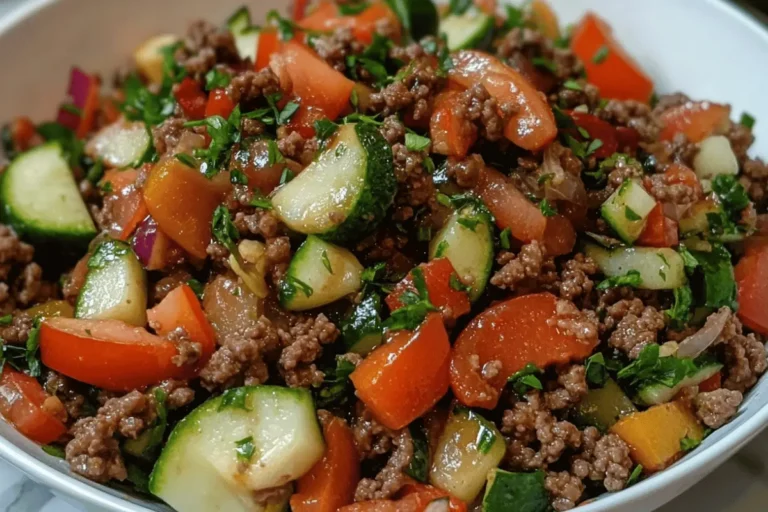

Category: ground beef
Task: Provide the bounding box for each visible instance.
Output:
[641,133,699,172]
[457,83,506,142]
[234,209,283,239]
[369,57,444,121]
[154,379,195,410]
[354,429,413,502]
[276,129,318,167]
[388,39,427,64]
[164,327,203,368]
[605,298,665,359]
[653,93,691,113]
[43,371,88,423]
[726,122,754,164]
[391,142,436,210]
[587,155,644,207]
[226,68,281,109]
[199,316,281,391]
[552,82,601,111]
[571,427,633,492]
[151,268,192,305]
[151,117,187,157]
[379,115,406,145]
[740,158,768,208]
[646,171,702,205]
[277,313,339,388]
[491,241,556,291]
[546,471,585,511]
[558,254,598,302]
[597,99,661,143]
[0,312,33,345]
[549,299,599,342]
[311,27,363,73]
[694,389,743,428]
[496,27,582,81]
[352,402,396,460]
[65,390,155,482]
[446,154,485,189]
[544,365,588,411]
[176,20,239,77]
[720,314,767,393]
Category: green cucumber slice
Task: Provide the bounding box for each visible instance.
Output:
[75,240,148,326]
[601,179,657,244]
[440,7,495,51]
[85,120,151,169]
[636,361,722,406]
[585,243,686,290]
[429,204,493,301]
[574,379,637,432]
[482,469,549,512]
[227,7,260,62]
[0,142,96,245]
[341,292,384,355]
[429,408,505,503]
[271,123,396,243]
[150,386,323,512]
[279,235,364,311]
[385,0,438,41]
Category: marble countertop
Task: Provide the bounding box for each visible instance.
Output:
[1,0,768,511]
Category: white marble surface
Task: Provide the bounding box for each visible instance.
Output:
[1,0,768,510]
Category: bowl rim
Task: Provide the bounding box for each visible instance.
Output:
[1,0,768,511]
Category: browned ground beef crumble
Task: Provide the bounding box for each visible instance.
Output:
[0,3,766,511]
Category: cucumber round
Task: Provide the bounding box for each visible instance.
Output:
[440,7,495,51]
[227,6,260,62]
[279,235,364,311]
[600,179,657,244]
[150,386,324,512]
[0,142,96,245]
[428,204,493,301]
[585,242,686,290]
[85,120,151,169]
[75,240,148,326]
[271,123,396,243]
[636,361,723,406]
[385,0,438,41]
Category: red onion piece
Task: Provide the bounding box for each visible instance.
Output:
[68,67,94,109]
[677,307,731,359]
[55,108,80,131]
[132,216,157,268]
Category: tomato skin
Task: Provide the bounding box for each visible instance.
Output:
[567,111,618,159]
[204,88,235,119]
[174,77,207,120]
[449,51,557,151]
[698,372,722,393]
[0,369,67,444]
[637,203,678,248]
[450,293,598,409]
[338,484,466,512]
[735,242,768,336]
[659,101,731,143]
[571,13,653,102]
[299,2,401,44]
[255,30,279,70]
[616,126,641,152]
[290,416,360,512]
[386,258,471,320]
[430,90,478,157]
[40,318,181,392]
[101,167,150,241]
[350,314,451,430]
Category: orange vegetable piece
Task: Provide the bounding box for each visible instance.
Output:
[450,51,557,151]
[735,241,768,336]
[204,88,236,119]
[256,30,280,71]
[529,0,560,40]
[385,258,471,320]
[147,284,216,375]
[698,372,722,393]
[571,12,653,102]
[143,159,229,259]
[637,203,678,248]
[350,314,451,430]
[290,415,360,512]
[40,318,181,392]
[339,484,466,512]
[0,368,67,444]
[611,401,704,472]
[430,90,478,157]
[101,167,150,241]
[659,101,731,143]
[77,75,101,139]
[9,116,38,152]
[450,292,598,409]
[300,2,401,44]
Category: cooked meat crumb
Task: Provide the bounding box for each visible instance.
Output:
[354,428,413,502]
[546,471,585,511]
[694,389,743,428]
[278,313,339,388]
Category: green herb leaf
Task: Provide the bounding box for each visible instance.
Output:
[322,249,333,274]
[585,138,604,156]
[625,206,641,221]
[679,246,699,274]
[315,356,357,408]
[235,436,256,463]
[186,279,205,299]
[405,421,429,482]
[596,270,643,291]
[712,174,750,214]
[267,139,284,166]
[249,191,273,210]
[507,363,543,396]
[504,5,525,30]
[42,444,66,458]
[563,79,583,91]
[531,57,558,74]
[740,112,756,130]
[284,275,314,298]
[383,267,437,331]
[25,320,41,377]
[211,205,239,253]
[680,435,701,452]
[458,216,481,231]
[585,353,608,387]
[539,198,558,217]
[476,418,498,454]
[278,101,300,125]
[204,68,231,91]
[0,314,12,326]
[592,45,610,64]
[665,285,693,330]
[219,387,251,411]
[230,169,248,185]
[499,228,512,250]
[627,465,643,487]
[266,10,297,41]
[449,273,471,293]
[448,0,473,16]
[85,158,105,184]
[338,1,370,15]
[314,118,339,144]
[434,240,449,258]
[617,344,701,392]
[691,244,738,310]
[405,133,431,152]
[175,153,197,168]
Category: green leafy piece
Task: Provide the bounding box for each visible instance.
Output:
[204,68,231,91]
[249,191,273,210]
[740,112,756,130]
[679,246,699,273]
[476,418,497,455]
[186,279,205,299]
[175,153,197,168]
[665,285,693,330]
[531,57,557,74]
[279,168,294,186]
[434,240,449,258]
[712,174,750,214]
[321,249,333,274]
[680,435,701,452]
[507,363,543,396]
[362,262,387,284]
[448,0,473,16]
[266,10,298,41]
[504,5,525,30]
[211,205,239,253]
[315,356,357,408]
[25,320,41,377]
[596,270,643,291]
[449,273,471,293]
[278,102,300,125]
[42,444,66,458]
[266,140,284,166]
[314,118,339,145]
[0,314,12,326]
[183,106,242,177]
[499,228,512,250]
[617,344,700,392]
[230,169,248,185]
[219,387,251,411]
[405,133,431,152]
[283,275,314,298]
[235,436,256,463]
[626,464,643,487]
[338,1,370,15]
[457,216,481,231]
[691,245,738,310]
[539,199,558,217]
[625,206,641,221]
[405,421,429,482]
[384,267,437,331]
[592,45,610,64]
[85,158,105,184]
[563,79,583,91]
[585,353,609,387]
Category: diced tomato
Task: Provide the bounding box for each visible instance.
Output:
[430,90,478,157]
[339,484,466,512]
[8,116,38,152]
[385,258,471,319]
[100,167,150,241]
[450,51,557,151]
[0,368,67,444]
[659,101,731,143]
[271,41,355,137]
[473,167,576,255]
[75,74,101,139]
[147,284,216,375]
[40,318,181,392]
[637,203,678,248]
[698,372,722,393]
[294,0,311,20]
[350,314,451,430]
[143,159,230,260]
[735,242,768,336]
[450,292,598,409]
[665,163,703,195]
[566,111,618,159]
[616,126,641,152]
[255,30,280,71]
[100,95,122,125]
[290,415,360,512]
[204,88,235,119]
[529,0,560,40]
[174,77,207,120]
[299,2,401,44]
[571,13,653,102]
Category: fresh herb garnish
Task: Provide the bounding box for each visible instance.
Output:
[405,422,429,482]
[531,57,558,74]
[539,199,558,217]
[25,319,42,377]
[322,249,333,274]
[448,0,473,16]
[314,118,339,146]
[278,101,300,125]
[175,153,197,168]
[405,133,431,152]
[183,106,242,177]
[690,244,738,310]
[458,216,481,231]
[449,273,471,293]
[596,270,643,290]
[266,139,284,166]
[0,314,12,326]
[592,45,610,64]
[249,191,273,210]
[625,206,641,221]
[186,278,205,299]
[507,363,543,395]
[283,275,314,298]
[315,356,356,408]
[42,445,66,458]
[740,112,756,130]
[665,285,693,330]
[434,240,449,258]
[338,1,370,15]
[211,205,239,253]
[219,387,251,411]
[235,436,256,463]
[504,5,525,30]
[585,353,609,387]
[499,227,512,250]
[617,344,701,392]
[627,465,643,487]
[476,417,498,454]
[563,79,583,91]
[279,168,294,186]
[230,169,248,185]
[384,267,437,331]
[680,435,702,452]
[204,68,231,91]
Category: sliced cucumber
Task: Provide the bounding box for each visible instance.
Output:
[150,386,323,512]
[271,123,396,243]
[75,240,147,326]
[440,7,495,51]
[601,179,657,244]
[693,135,739,179]
[341,292,384,355]
[429,204,493,301]
[429,408,505,503]
[85,120,151,169]
[385,0,439,41]
[574,379,637,432]
[585,243,686,290]
[0,142,96,245]
[227,7,260,62]
[482,469,549,512]
[679,196,745,243]
[636,360,723,406]
[279,235,364,311]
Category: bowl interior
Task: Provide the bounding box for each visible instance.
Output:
[0,1,767,511]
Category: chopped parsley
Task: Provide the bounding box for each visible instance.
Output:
[690,244,738,310]
[434,240,449,258]
[740,112,756,130]
[266,10,299,41]
[266,139,284,166]
[449,273,471,293]
[314,118,339,146]
[504,5,525,30]
[383,267,437,331]
[712,174,750,216]
[476,418,498,454]
[448,0,473,16]
[499,228,512,250]
[563,79,583,91]
[596,270,643,291]
[617,344,702,392]
[230,169,248,185]
[585,353,609,387]
[0,314,12,326]
[315,356,356,408]
[405,422,429,482]
[338,1,370,15]
[322,249,333,274]
[41,445,66,459]
[680,435,702,452]
[531,57,558,74]
[627,465,644,487]
[458,216,481,231]
[183,106,242,177]
[211,205,239,253]
[592,45,610,64]
[175,153,197,168]
[624,206,641,221]
[249,191,273,210]
[436,193,452,208]
[405,133,431,152]
[219,388,251,411]
[279,168,295,186]
[665,285,693,330]
[417,225,432,241]
[283,275,313,298]
[204,68,231,91]
[235,436,256,463]
[186,279,205,299]
[507,363,543,396]
[539,199,558,217]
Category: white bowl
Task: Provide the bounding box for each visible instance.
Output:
[1,0,767,511]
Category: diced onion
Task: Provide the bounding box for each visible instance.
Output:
[229,239,269,298]
[693,135,739,179]
[677,307,730,358]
